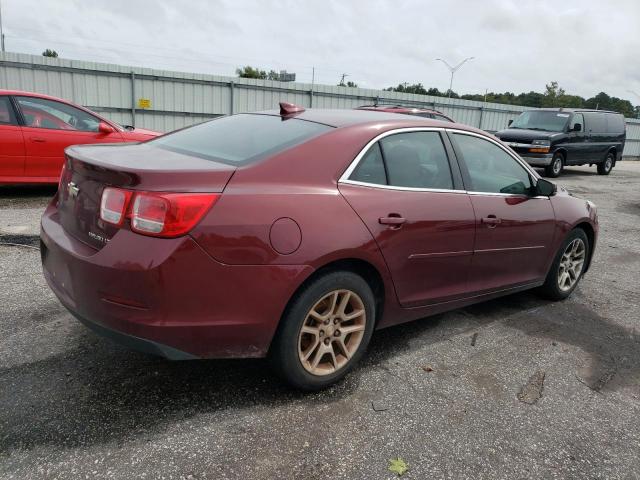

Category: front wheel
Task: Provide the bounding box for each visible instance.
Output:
[597,152,614,175]
[270,271,375,391]
[544,152,564,178]
[538,228,590,301]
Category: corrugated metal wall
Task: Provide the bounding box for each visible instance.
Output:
[1,52,638,158]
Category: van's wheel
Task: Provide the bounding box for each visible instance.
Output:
[597,152,614,175]
[538,228,590,301]
[270,271,375,391]
[544,152,564,178]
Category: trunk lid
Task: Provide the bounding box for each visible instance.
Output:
[58,143,235,250]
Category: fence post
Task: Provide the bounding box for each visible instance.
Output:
[309,89,313,108]
[130,71,136,127]
[230,81,235,114]
[478,105,484,130]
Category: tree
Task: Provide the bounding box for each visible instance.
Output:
[338,80,358,88]
[542,81,566,107]
[42,49,58,58]
[236,66,267,79]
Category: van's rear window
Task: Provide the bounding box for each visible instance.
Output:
[150,114,332,165]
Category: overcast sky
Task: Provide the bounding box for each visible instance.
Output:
[2,0,639,104]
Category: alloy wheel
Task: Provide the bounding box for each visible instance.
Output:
[553,157,562,175]
[298,289,367,376]
[557,238,586,292]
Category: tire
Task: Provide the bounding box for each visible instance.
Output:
[270,271,376,391]
[597,152,614,175]
[544,152,564,178]
[538,228,590,301]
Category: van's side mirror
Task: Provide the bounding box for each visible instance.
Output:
[535,178,557,197]
[572,123,582,132]
[508,119,513,126]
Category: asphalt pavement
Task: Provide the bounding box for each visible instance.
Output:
[1,164,639,479]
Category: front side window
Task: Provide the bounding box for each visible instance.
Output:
[150,114,332,165]
[0,97,17,125]
[569,113,584,131]
[16,96,102,132]
[452,133,533,195]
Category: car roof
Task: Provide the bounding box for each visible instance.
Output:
[532,107,620,115]
[357,105,443,114]
[0,89,72,102]
[253,108,461,129]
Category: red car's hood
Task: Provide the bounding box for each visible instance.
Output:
[121,127,161,141]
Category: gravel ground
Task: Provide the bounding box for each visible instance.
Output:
[1,163,639,479]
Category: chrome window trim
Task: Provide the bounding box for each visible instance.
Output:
[338,126,548,197]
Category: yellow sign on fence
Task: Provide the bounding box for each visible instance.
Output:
[137,98,151,109]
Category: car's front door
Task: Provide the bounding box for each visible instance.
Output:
[339,130,476,307]
[565,113,588,164]
[14,96,124,180]
[449,131,556,294]
[0,96,26,179]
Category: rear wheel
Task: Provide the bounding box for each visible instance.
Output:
[597,152,614,175]
[538,228,589,300]
[544,152,564,178]
[270,271,375,390]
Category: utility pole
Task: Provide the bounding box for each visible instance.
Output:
[0,0,5,53]
[435,57,475,98]
[339,73,348,86]
[628,90,640,118]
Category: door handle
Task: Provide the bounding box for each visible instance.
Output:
[379,214,406,229]
[481,215,501,228]
[30,137,46,143]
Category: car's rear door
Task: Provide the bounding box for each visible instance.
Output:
[0,96,26,179]
[14,96,124,181]
[339,129,476,307]
[448,130,556,294]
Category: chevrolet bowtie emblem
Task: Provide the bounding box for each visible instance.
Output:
[67,181,80,198]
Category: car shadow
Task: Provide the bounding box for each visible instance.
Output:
[1,290,637,453]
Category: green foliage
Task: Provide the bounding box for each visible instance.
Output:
[385,80,638,117]
[338,80,358,88]
[42,49,58,58]
[236,65,268,79]
[388,458,408,476]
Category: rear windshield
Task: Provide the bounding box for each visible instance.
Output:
[150,114,332,165]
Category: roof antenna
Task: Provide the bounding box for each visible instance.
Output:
[279,102,305,116]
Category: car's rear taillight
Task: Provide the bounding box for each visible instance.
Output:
[99,188,219,238]
[100,187,132,226]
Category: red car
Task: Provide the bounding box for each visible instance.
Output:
[357,104,455,122]
[41,103,597,390]
[0,90,159,184]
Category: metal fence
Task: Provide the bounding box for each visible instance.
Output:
[1,51,639,158]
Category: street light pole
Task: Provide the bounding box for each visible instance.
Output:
[435,57,475,98]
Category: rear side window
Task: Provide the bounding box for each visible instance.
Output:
[0,97,17,125]
[150,114,332,165]
[606,114,625,134]
[350,143,387,185]
[381,132,453,189]
[583,112,607,133]
[350,131,453,190]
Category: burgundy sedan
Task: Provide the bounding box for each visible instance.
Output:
[41,103,598,390]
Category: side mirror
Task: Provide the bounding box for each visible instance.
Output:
[508,119,513,126]
[98,121,115,134]
[535,178,557,197]
[572,123,582,132]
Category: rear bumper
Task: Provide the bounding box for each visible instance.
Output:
[41,201,313,359]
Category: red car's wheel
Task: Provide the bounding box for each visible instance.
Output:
[270,271,375,391]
